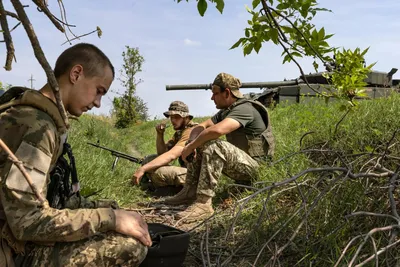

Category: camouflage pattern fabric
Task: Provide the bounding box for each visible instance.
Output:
[64,195,120,210]
[188,140,259,197]
[14,232,147,267]
[0,90,147,266]
[149,166,187,187]
[212,73,244,99]
[163,101,193,120]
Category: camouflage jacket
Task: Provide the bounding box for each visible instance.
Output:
[0,88,116,260]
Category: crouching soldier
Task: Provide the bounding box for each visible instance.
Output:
[133,101,197,194]
[165,73,275,221]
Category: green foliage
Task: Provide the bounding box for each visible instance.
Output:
[112,46,149,129]
[322,47,375,105]
[176,0,224,16]
[68,115,147,206]
[179,0,374,107]
[0,81,11,91]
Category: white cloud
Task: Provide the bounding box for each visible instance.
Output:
[183,38,201,46]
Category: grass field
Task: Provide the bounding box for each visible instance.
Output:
[69,93,400,266]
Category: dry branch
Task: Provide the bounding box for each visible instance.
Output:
[32,0,64,32]
[4,9,19,19]
[10,0,69,128]
[0,0,15,70]
[0,139,45,203]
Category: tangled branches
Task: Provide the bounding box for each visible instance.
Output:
[182,129,400,266]
[0,0,102,128]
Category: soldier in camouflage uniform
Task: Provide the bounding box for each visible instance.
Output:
[133,101,197,190]
[0,43,151,267]
[165,73,275,221]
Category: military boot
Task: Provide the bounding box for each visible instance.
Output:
[175,194,214,222]
[163,184,197,205]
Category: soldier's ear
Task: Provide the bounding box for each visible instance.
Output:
[69,64,84,84]
[225,88,233,98]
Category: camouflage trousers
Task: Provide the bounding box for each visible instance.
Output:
[14,232,147,267]
[148,166,186,187]
[188,140,260,197]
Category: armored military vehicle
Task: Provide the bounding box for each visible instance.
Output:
[166,68,400,107]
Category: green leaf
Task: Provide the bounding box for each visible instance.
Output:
[197,0,208,16]
[291,51,302,58]
[215,0,225,14]
[252,0,261,9]
[245,28,250,37]
[318,27,325,40]
[269,28,279,44]
[282,53,292,64]
[243,43,254,56]
[230,38,246,50]
[313,61,319,71]
[280,25,293,33]
[254,40,262,53]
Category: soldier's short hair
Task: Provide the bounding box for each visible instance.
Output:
[54,43,115,79]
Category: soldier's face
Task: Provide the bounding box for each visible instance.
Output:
[170,114,186,130]
[211,85,229,109]
[67,66,113,117]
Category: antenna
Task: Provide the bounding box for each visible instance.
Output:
[28,74,36,89]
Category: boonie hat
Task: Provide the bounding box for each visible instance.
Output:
[163,101,193,120]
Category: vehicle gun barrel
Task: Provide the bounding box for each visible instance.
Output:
[165,80,300,91]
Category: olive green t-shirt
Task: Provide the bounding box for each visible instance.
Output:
[211,100,266,153]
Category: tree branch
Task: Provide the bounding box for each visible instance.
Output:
[267,4,326,64]
[0,0,15,70]
[32,0,64,32]
[10,0,69,128]
[0,139,45,203]
[355,238,400,267]
[4,9,19,20]
[61,29,98,45]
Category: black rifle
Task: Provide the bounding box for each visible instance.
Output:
[87,142,143,171]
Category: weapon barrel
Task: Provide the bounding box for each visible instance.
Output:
[165,80,300,91]
[87,142,143,164]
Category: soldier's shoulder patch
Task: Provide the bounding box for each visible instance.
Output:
[6,141,51,194]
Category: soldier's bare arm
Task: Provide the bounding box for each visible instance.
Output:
[132,145,183,184]
[155,122,168,155]
[186,118,214,143]
[181,118,241,161]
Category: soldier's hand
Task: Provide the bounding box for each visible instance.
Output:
[132,167,145,185]
[114,210,152,247]
[182,143,196,163]
[155,123,167,134]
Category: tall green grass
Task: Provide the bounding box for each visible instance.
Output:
[69,94,400,265]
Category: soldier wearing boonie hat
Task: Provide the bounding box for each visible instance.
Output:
[163,101,194,120]
[133,101,197,194]
[164,72,275,222]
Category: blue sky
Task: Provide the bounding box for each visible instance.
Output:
[1,0,400,118]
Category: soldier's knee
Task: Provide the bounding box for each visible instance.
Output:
[201,140,220,153]
[112,237,148,266]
